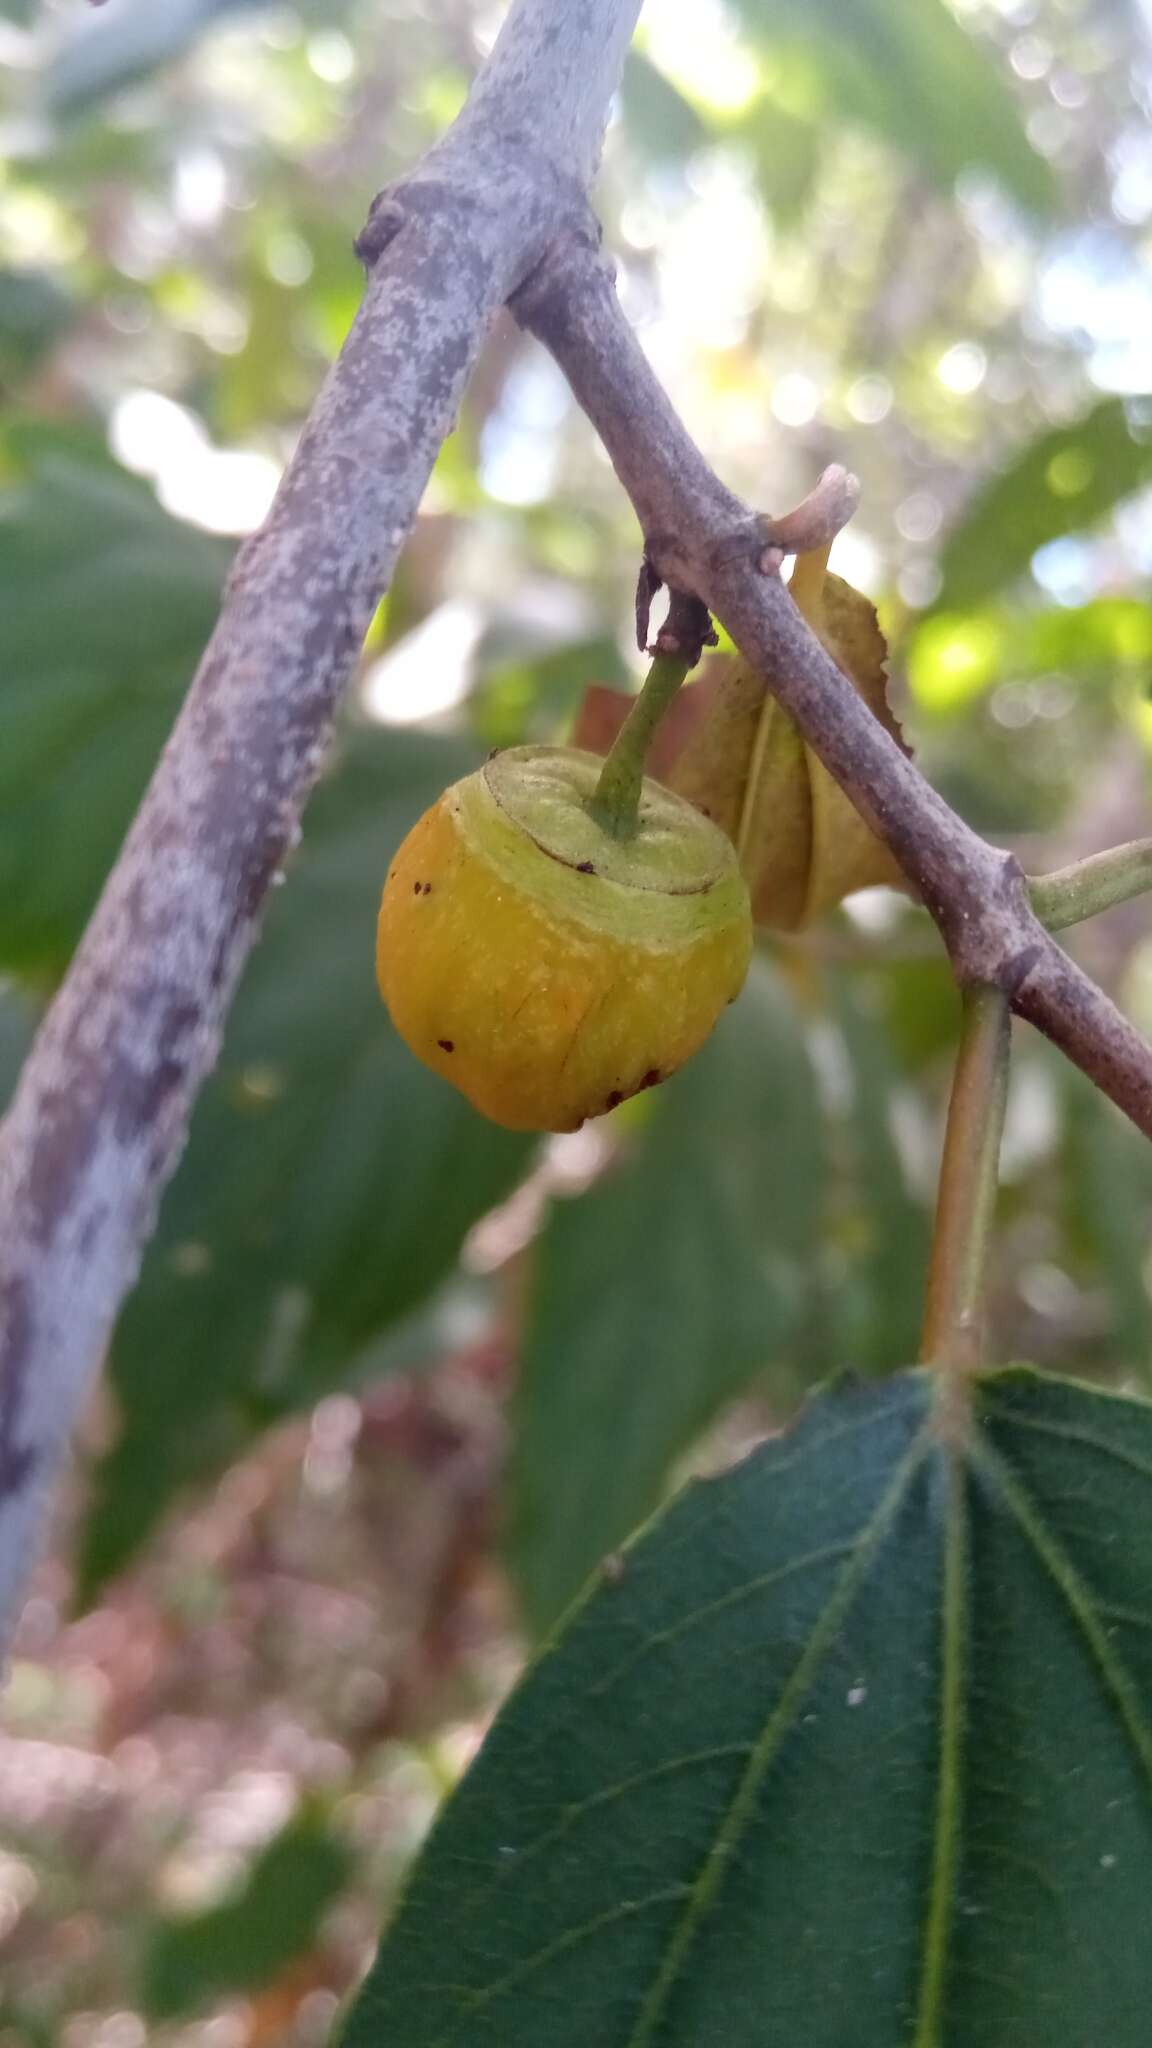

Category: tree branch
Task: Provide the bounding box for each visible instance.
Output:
[0,0,641,1653]
[514,238,1152,1138]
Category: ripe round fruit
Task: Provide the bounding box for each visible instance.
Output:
[376,745,752,1132]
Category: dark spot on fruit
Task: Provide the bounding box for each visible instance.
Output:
[605,1089,623,1110]
[413,881,422,894]
[640,1068,662,1090]
[438,1038,455,1053]
[576,860,596,874]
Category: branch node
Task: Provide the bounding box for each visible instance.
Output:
[649,590,715,665]
[508,206,606,324]
[354,192,406,268]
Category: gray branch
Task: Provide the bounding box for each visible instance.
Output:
[514,239,1152,1137]
[0,0,641,1653]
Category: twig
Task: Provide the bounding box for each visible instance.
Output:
[514,239,1152,1139]
[1031,839,1152,932]
[759,464,861,561]
[0,0,642,1654]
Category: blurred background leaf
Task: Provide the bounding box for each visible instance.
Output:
[44,0,280,115]
[1060,1065,1152,1386]
[506,959,822,1637]
[909,597,1152,716]
[727,0,1057,210]
[0,982,35,1094]
[819,964,934,1375]
[140,1803,351,2020]
[0,434,231,978]
[0,267,76,384]
[620,49,712,166]
[933,397,1152,613]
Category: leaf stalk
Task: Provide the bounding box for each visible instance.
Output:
[920,984,1012,1376]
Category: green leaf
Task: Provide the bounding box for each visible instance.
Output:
[738,98,823,231]
[0,2001,55,2048]
[908,597,1152,713]
[506,960,823,1637]
[471,635,631,752]
[44,0,361,114]
[45,0,271,114]
[1062,1070,1152,1389]
[0,436,231,979]
[874,944,962,1072]
[619,51,713,165]
[343,1367,1152,2047]
[823,967,931,1375]
[0,269,76,383]
[140,1804,350,2019]
[934,399,1152,614]
[730,0,1055,213]
[0,981,35,1110]
[78,727,535,1597]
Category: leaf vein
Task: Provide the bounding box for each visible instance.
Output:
[972,1439,1152,1794]
[624,1431,929,2048]
[426,1886,692,2048]
[980,1405,1152,1490]
[910,1447,967,2048]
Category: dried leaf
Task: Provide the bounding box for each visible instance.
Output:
[675,564,909,929]
[795,564,910,926]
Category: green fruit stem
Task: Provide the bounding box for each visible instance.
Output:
[589,650,692,838]
[920,983,1011,1377]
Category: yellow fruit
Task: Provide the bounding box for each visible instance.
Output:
[376,745,752,1132]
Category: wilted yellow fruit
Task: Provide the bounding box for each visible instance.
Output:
[377,745,752,1132]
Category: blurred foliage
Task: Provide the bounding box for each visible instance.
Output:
[729,0,1059,210]
[3,0,1152,2039]
[141,1804,352,2021]
[934,394,1152,611]
[507,960,823,1635]
[0,428,232,977]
